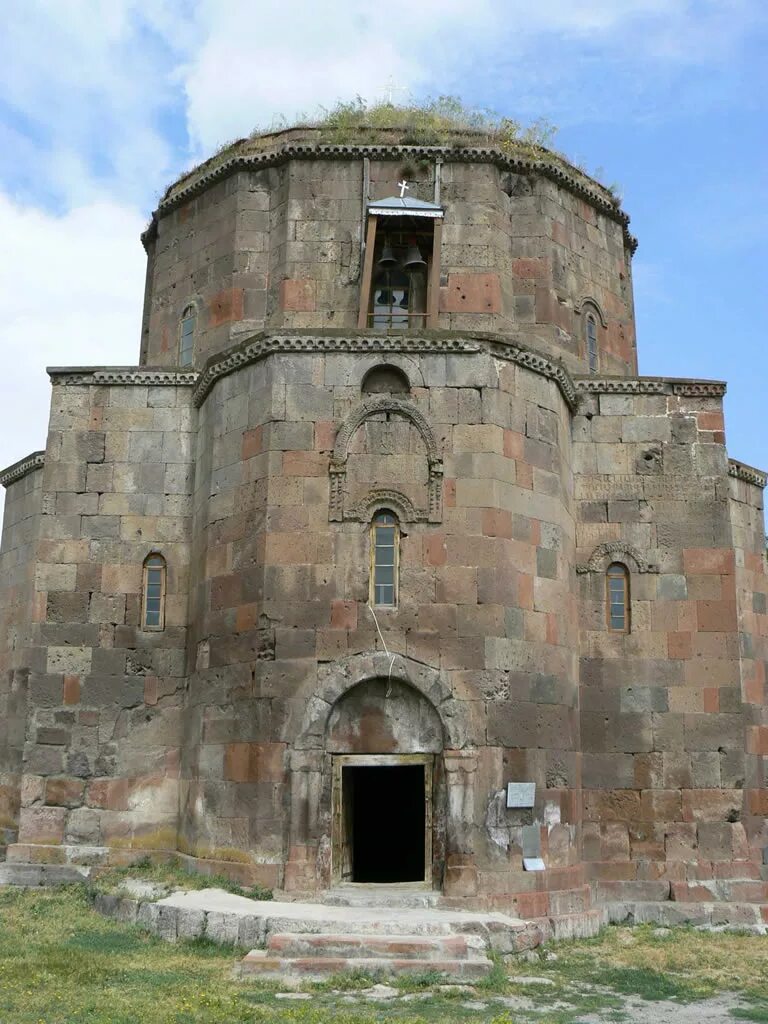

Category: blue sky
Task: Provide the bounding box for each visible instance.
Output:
[1,0,766,495]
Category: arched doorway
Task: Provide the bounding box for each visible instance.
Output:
[325,677,444,887]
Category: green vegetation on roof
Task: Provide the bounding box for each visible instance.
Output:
[162,96,622,207]
[261,95,559,150]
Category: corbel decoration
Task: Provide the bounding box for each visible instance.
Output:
[329,397,443,523]
[0,451,45,489]
[576,541,658,575]
[152,139,636,255]
[729,460,767,489]
[672,381,728,398]
[48,368,198,387]
[574,377,726,398]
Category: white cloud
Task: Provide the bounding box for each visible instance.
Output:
[180,0,488,152]
[1,0,765,532]
[0,191,145,483]
[0,0,180,207]
[175,0,767,153]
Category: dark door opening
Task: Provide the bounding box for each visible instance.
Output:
[342,764,426,883]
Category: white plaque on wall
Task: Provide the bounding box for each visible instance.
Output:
[506,782,536,808]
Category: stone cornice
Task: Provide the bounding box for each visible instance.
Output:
[0,451,44,489]
[47,367,199,387]
[728,460,767,489]
[145,141,635,254]
[575,376,727,398]
[192,330,580,412]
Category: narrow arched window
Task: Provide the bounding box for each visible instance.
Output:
[142,554,167,630]
[370,510,399,607]
[587,314,598,374]
[606,562,629,632]
[179,305,196,366]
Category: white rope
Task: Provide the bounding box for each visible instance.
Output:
[367,603,396,696]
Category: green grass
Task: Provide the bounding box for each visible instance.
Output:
[165,96,623,205]
[732,1005,768,1023]
[1,888,767,1023]
[93,855,273,901]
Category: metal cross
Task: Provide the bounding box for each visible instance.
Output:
[380,76,407,104]
[397,180,410,198]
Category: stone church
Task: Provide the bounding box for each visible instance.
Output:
[1,123,767,926]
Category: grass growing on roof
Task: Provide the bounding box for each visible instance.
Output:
[163,95,622,205]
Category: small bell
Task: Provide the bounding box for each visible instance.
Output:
[402,238,426,271]
[377,239,397,268]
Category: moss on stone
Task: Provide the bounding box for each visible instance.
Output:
[162,96,619,208]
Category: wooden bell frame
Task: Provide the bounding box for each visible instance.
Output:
[358,212,443,330]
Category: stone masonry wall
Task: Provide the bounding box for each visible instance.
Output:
[0,464,43,856]
[179,346,584,913]
[141,152,635,380]
[729,472,768,866]
[575,383,767,903]
[11,377,195,863]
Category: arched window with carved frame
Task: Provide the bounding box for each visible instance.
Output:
[142,553,167,631]
[606,562,630,632]
[179,304,196,366]
[370,510,399,607]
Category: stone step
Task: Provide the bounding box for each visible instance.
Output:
[321,886,441,909]
[239,951,493,981]
[671,879,768,903]
[607,899,768,932]
[151,890,531,949]
[0,863,91,887]
[266,931,488,961]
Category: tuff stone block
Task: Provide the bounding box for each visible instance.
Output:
[0,130,763,922]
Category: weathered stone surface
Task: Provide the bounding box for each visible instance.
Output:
[1,135,764,925]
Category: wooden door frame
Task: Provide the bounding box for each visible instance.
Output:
[331,753,434,887]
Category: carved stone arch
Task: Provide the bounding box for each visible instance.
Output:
[576,541,658,575]
[574,296,608,328]
[332,398,439,463]
[329,398,443,523]
[347,488,419,525]
[294,651,466,751]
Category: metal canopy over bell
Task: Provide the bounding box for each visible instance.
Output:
[377,240,397,268]
[402,239,426,271]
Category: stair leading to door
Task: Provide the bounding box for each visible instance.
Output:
[91,888,548,981]
[322,884,441,909]
[238,930,494,980]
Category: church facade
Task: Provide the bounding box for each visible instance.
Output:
[1,126,767,921]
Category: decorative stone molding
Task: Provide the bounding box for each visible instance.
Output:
[672,382,728,398]
[495,344,578,409]
[194,331,581,413]
[150,138,635,254]
[332,398,439,462]
[576,541,659,575]
[193,332,482,407]
[575,376,726,399]
[0,451,44,489]
[294,650,466,750]
[346,489,421,525]
[729,460,767,489]
[574,296,608,327]
[575,378,667,395]
[329,397,442,524]
[48,367,198,387]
